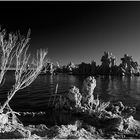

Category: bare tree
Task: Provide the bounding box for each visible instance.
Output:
[0,29,48,113]
[0,27,48,136]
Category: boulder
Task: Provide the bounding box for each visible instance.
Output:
[81,76,96,106]
[66,86,82,108]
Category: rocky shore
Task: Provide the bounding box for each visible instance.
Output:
[0,76,140,139]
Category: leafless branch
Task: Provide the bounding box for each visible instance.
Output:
[0,29,48,112]
[0,28,17,84]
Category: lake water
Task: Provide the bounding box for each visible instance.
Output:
[0,72,140,124]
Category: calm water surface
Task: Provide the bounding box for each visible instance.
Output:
[0,72,140,122]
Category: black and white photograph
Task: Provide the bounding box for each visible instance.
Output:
[0,0,139,139]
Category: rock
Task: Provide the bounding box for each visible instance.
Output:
[81,76,96,106]
[0,114,8,125]
[119,54,140,76]
[99,52,112,75]
[122,106,136,118]
[91,60,97,75]
[100,117,123,131]
[66,86,82,108]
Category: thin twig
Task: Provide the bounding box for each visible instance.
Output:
[53,83,58,105]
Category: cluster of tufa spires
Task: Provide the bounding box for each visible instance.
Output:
[54,52,140,76]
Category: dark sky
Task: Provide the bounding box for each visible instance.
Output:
[1,1,140,65]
